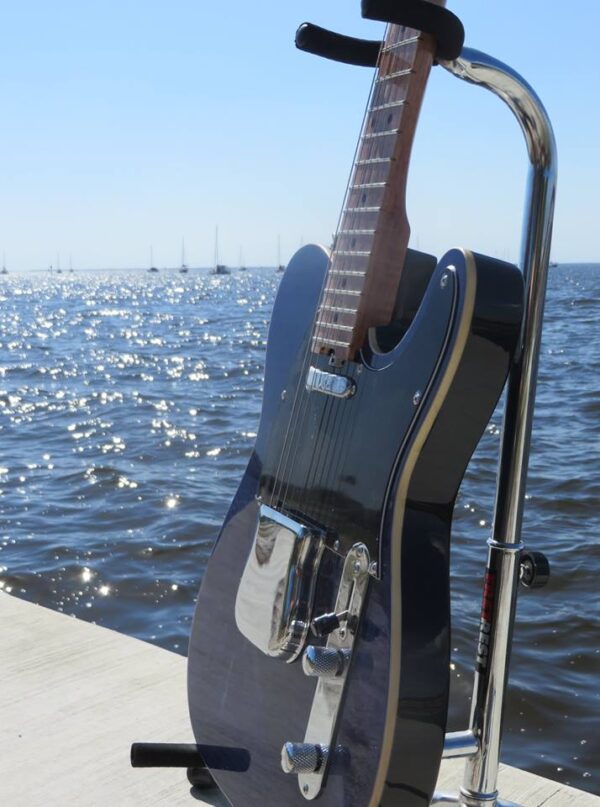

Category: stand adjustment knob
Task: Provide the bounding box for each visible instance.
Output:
[520,550,550,589]
[281,742,329,775]
[302,646,350,678]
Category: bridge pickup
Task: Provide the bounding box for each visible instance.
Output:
[306,366,356,398]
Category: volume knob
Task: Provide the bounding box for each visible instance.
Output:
[302,646,350,678]
[281,742,329,775]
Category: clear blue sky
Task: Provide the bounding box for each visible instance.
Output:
[1,1,598,270]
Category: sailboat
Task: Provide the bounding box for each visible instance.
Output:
[211,227,230,275]
[276,235,285,273]
[179,238,189,273]
[1,253,7,275]
[69,255,75,274]
[239,247,247,271]
[148,247,159,273]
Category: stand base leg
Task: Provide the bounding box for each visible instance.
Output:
[432,793,522,807]
[187,766,218,790]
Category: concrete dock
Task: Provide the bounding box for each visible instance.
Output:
[1,593,597,807]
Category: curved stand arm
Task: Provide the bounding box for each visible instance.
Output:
[434,48,557,807]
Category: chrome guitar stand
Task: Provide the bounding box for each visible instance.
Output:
[431,49,558,807]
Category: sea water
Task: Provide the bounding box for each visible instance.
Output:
[0,264,597,793]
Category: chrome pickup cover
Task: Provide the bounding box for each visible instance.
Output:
[306,366,356,398]
[235,505,324,662]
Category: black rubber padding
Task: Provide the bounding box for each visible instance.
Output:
[296,23,381,67]
[361,0,465,61]
[131,743,207,769]
[131,742,251,772]
[187,766,219,790]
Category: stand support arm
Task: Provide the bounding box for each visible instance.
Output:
[437,48,557,807]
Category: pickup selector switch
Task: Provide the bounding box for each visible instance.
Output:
[310,609,355,638]
[302,646,350,678]
[281,742,329,775]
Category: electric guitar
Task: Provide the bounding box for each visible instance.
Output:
[187,4,524,805]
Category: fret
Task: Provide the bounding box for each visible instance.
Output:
[354,160,382,175]
[379,36,420,53]
[320,305,358,314]
[346,200,384,216]
[342,219,378,234]
[312,336,351,348]
[329,269,367,277]
[315,321,354,332]
[353,161,391,181]
[331,252,371,267]
[370,100,406,112]
[377,68,413,83]
[325,279,365,296]
[317,305,358,329]
[356,157,392,166]
[363,130,397,139]
[333,250,371,256]
[350,182,386,189]
[378,58,418,87]
[371,82,410,111]
[335,230,374,241]
[323,288,361,297]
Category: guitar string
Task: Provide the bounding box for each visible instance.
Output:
[320,360,365,536]
[280,21,415,516]
[284,27,404,518]
[273,34,388,512]
[308,30,391,518]
[267,232,340,506]
[276,20,418,514]
[267,235,343,503]
[302,23,409,515]
[271,243,346,507]
[271,22,390,506]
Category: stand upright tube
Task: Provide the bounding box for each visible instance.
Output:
[440,49,558,806]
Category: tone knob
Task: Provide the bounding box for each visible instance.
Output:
[302,646,350,678]
[280,742,329,775]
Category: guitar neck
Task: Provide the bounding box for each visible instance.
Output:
[312,3,445,366]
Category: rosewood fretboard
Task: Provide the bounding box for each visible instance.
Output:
[312,2,445,365]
